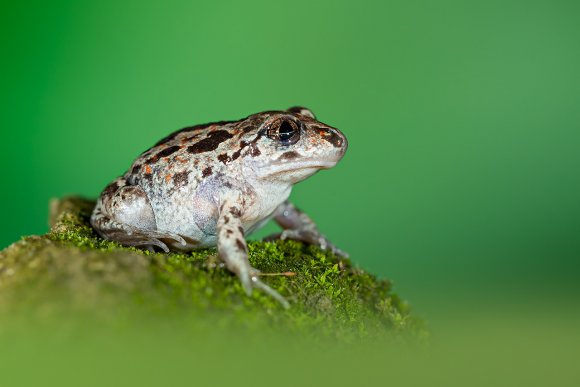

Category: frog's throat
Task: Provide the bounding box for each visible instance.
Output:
[253,160,337,179]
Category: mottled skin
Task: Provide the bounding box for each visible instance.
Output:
[91,107,348,307]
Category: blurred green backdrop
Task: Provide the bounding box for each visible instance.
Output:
[1,0,580,320]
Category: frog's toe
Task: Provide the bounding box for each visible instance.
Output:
[251,274,290,309]
[126,237,170,253]
[147,230,187,248]
[317,238,349,258]
[234,266,289,308]
[327,243,349,259]
[237,266,253,296]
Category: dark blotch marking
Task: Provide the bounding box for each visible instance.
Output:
[131,164,141,175]
[237,226,244,235]
[279,151,299,161]
[187,130,234,154]
[229,207,242,218]
[202,166,212,178]
[173,171,189,187]
[217,153,230,164]
[156,145,181,159]
[235,239,247,252]
[226,229,233,236]
[102,182,119,199]
[231,150,242,161]
[143,173,153,182]
[317,127,343,148]
[154,121,235,147]
[223,215,230,224]
[230,140,248,161]
[250,144,261,157]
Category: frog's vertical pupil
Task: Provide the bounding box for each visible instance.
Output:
[279,120,294,141]
[266,118,300,145]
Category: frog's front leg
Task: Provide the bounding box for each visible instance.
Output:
[267,201,348,258]
[217,199,289,308]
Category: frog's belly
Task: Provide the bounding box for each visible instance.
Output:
[151,197,277,251]
[149,179,288,251]
[152,194,218,248]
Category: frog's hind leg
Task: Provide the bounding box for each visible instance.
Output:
[90,177,186,252]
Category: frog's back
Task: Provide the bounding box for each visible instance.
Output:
[120,120,246,238]
[126,121,236,186]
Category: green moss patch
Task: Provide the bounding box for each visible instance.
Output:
[0,197,426,342]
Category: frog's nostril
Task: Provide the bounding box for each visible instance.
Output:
[319,127,344,149]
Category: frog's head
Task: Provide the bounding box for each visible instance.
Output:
[242,107,348,184]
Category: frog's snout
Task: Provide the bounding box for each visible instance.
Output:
[317,125,348,157]
[327,127,348,161]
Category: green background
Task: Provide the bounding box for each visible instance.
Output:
[1,0,579,384]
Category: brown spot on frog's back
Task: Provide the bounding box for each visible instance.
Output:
[155,145,181,159]
[131,164,141,175]
[217,153,230,164]
[187,130,234,154]
[173,171,189,187]
[202,166,212,178]
[154,120,235,147]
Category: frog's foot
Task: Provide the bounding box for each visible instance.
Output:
[270,201,349,258]
[264,229,349,258]
[122,229,188,253]
[222,240,290,309]
[218,199,290,308]
[95,220,188,253]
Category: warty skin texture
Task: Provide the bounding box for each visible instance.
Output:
[91,107,348,307]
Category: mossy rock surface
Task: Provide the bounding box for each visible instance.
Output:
[0,197,425,342]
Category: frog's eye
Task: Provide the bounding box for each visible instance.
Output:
[266,119,301,146]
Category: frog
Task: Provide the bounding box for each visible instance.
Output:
[90,106,348,308]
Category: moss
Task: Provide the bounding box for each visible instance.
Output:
[0,197,426,342]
